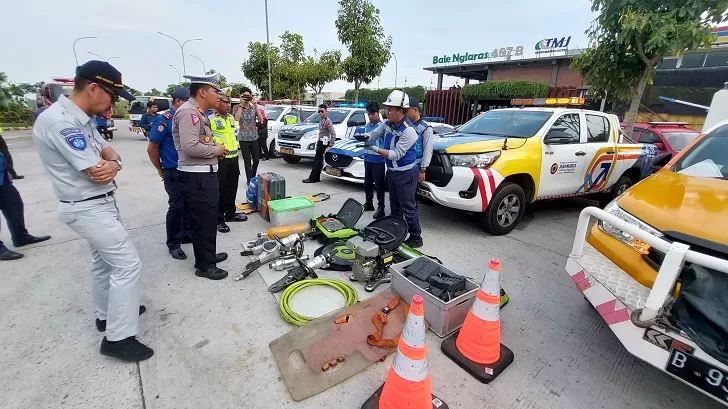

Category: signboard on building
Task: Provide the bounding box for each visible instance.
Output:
[431,36,573,66]
[535,36,572,55]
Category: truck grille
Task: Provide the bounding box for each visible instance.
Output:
[325,152,353,168]
[279,131,303,141]
[643,231,728,275]
[426,152,453,187]
[279,142,300,149]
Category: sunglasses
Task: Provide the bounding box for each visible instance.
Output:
[318,110,325,113]
[95,82,119,103]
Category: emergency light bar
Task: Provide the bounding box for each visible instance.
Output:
[52,78,74,83]
[511,97,585,106]
[647,121,689,127]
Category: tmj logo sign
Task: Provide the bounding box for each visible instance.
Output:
[535,36,571,53]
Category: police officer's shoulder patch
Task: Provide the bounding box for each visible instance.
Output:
[215,119,223,129]
[157,124,165,132]
[62,128,87,151]
[162,111,173,119]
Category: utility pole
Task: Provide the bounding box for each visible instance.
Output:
[87,52,118,62]
[169,65,181,83]
[190,54,206,73]
[158,32,202,74]
[73,36,96,66]
[264,0,273,100]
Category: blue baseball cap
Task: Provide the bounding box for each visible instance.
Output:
[171,88,190,100]
[409,97,420,109]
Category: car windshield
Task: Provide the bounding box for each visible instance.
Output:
[456,110,553,137]
[663,131,701,151]
[673,125,728,180]
[302,109,349,124]
[265,107,285,120]
[50,84,73,102]
[130,97,149,114]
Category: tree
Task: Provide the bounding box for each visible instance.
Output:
[145,88,163,96]
[335,0,392,102]
[165,82,191,95]
[229,82,249,97]
[242,42,280,96]
[572,0,726,137]
[124,84,142,96]
[302,51,342,95]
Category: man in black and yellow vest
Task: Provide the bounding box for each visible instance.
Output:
[209,89,247,233]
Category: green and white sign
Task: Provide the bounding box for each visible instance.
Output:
[432,45,524,65]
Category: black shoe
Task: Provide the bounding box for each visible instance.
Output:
[217,223,230,233]
[225,213,248,222]
[363,201,375,211]
[404,236,424,248]
[13,234,51,247]
[0,247,23,261]
[181,236,192,244]
[260,157,269,161]
[373,207,386,219]
[96,306,147,332]
[195,267,229,280]
[100,336,154,362]
[169,248,187,260]
[11,174,24,180]
[302,179,319,183]
[215,252,228,263]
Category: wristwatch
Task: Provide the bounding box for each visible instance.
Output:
[114,159,123,170]
[420,167,427,173]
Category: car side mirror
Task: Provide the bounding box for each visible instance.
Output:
[543,130,574,145]
[654,142,665,151]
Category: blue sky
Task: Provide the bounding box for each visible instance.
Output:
[0,0,596,95]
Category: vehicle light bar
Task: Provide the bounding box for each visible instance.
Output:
[647,121,689,127]
[52,78,75,83]
[511,97,585,106]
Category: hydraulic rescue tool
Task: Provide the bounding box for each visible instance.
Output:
[236,234,305,281]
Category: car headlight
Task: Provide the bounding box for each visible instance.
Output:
[448,151,501,168]
[599,202,663,255]
[302,130,318,140]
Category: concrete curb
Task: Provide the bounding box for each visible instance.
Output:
[0,126,32,131]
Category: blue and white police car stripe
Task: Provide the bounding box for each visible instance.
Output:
[327,139,366,158]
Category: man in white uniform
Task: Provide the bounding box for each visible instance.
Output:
[33,61,153,362]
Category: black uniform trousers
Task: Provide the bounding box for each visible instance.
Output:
[162,169,191,250]
[388,167,422,240]
[217,156,241,223]
[0,135,18,178]
[308,141,328,182]
[239,139,260,183]
[364,160,386,207]
[258,129,270,160]
[0,177,29,249]
[178,170,219,270]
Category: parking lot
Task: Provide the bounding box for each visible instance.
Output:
[1,121,721,409]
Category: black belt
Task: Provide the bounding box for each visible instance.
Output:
[60,191,114,203]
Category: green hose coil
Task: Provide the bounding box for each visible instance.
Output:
[279,279,359,326]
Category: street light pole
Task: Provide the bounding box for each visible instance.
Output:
[190,54,206,73]
[73,36,96,66]
[87,52,119,62]
[169,65,181,83]
[392,53,398,88]
[264,0,273,100]
[158,32,202,74]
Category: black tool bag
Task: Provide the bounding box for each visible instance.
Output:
[670,264,728,366]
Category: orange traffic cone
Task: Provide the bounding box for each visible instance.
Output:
[361,295,449,409]
[441,258,514,383]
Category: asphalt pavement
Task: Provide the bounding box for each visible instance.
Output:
[0,121,721,409]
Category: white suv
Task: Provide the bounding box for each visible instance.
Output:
[275,107,368,163]
[264,105,318,158]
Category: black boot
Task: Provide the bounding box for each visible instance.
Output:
[373,206,385,219]
[100,336,154,362]
[363,201,374,211]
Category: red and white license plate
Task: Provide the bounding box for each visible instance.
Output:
[280,147,294,155]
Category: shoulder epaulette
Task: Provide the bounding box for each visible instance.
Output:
[162,111,173,119]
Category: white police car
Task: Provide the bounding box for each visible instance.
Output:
[322,119,456,183]
[275,107,368,163]
[264,104,318,159]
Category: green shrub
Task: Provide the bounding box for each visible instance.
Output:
[461,81,549,100]
[0,103,34,125]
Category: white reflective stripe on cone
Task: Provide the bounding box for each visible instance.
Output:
[470,298,500,322]
[480,268,500,297]
[401,313,426,349]
[392,351,429,382]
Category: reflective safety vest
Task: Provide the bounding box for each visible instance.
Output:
[208,113,239,158]
[383,117,417,171]
[284,114,299,125]
[413,119,431,163]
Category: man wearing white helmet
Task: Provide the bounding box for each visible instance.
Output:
[354,90,424,248]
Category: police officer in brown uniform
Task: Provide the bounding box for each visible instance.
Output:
[172,73,229,280]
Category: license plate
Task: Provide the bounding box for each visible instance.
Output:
[325,167,342,177]
[280,147,294,154]
[666,349,728,403]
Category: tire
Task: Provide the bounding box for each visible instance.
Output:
[282,154,301,164]
[269,140,280,159]
[480,182,526,235]
[599,175,632,208]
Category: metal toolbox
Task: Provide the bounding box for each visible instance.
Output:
[390,257,478,338]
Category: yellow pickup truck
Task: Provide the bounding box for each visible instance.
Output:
[418,106,657,234]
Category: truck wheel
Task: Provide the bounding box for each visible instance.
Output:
[599,175,632,208]
[282,154,301,164]
[269,140,280,159]
[480,182,526,235]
